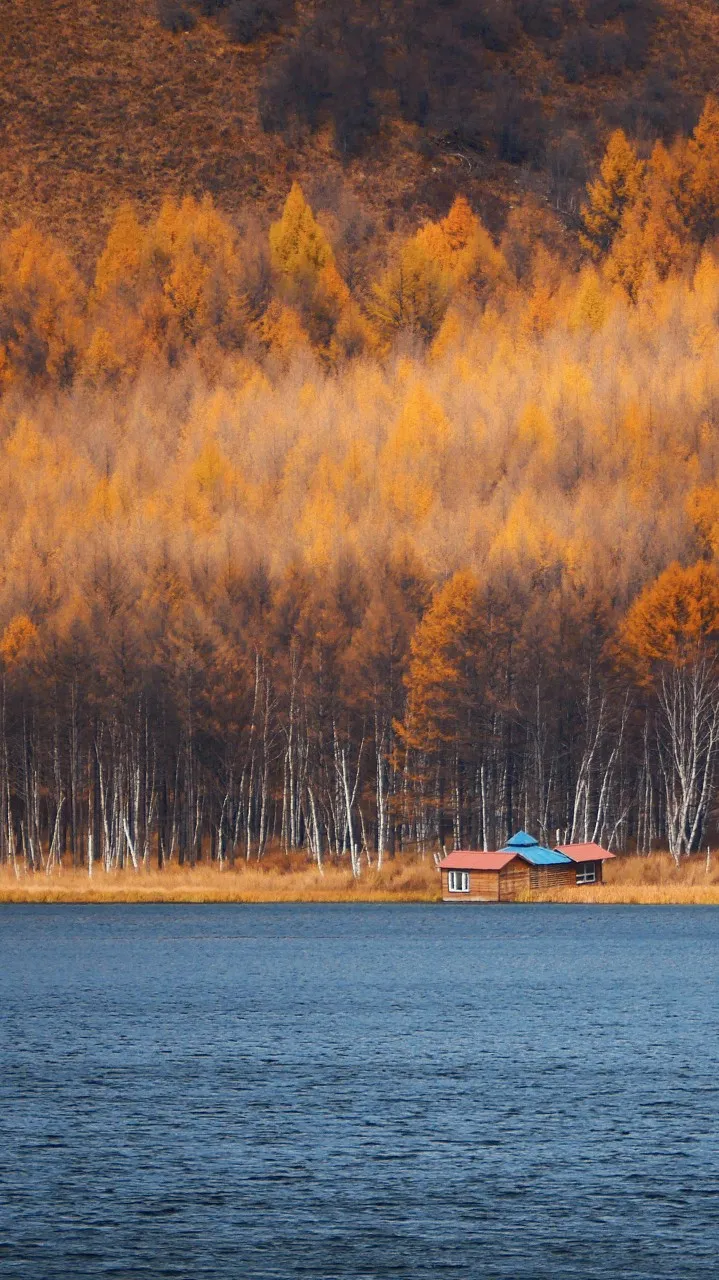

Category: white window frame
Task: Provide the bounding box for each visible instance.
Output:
[575,862,597,885]
[448,870,470,893]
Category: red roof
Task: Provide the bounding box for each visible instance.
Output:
[440,850,517,872]
[555,842,615,862]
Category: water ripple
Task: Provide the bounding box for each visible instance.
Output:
[0,903,717,1279]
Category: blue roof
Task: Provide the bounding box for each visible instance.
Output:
[501,830,572,865]
[516,845,572,866]
[504,830,538,848]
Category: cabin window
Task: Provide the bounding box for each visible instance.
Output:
[447,870,470,893]
[575,862,597,884]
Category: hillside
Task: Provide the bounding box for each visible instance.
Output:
[2,0,719,262]
[1,2,719,873]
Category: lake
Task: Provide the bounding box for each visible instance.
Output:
[0,905,717,1279]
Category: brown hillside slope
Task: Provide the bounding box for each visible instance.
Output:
[1,0,718,263]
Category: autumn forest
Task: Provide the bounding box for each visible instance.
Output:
[2,91,719,875]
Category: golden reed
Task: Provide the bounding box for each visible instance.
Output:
[0,858,442,904]
[0,852,717,904]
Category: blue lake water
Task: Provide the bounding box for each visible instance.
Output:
[0,904,718,1279]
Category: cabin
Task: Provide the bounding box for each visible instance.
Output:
[440,830,615,902]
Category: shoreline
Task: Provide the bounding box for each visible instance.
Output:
[0,862,441,905]
[1,858,718,906]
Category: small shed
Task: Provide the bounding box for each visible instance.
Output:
[440,830,615,902]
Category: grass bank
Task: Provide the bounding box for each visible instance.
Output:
[532,852,719,905]
[0,852,717,905]
[0,858,441,904]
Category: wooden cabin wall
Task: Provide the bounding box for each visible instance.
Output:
[471,871,500,900]
[529,864,576,891]
[441,870,500,901]
[498,860,531,901]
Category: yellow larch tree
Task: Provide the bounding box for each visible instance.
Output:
[607,142,690,299]
[580,130,645,259]
[269,182,334,280]
[517,402,557,464]
[489,491,562,575]
[369,236,452,344]
[397,568,493,844]
[261,300,313,365]
[686,485,719,558]
[94,203,147,301]
[87,207,148,379]
[380,382,451,523]
[81,325,128,386]
[88,194,250,372]
[0,224,84,385]
[430,305,464,361]
[0,614,40,671]
[269,184,352,351]
[414,196,507,294]
[328,296,376,362]
[569,267,609,332]
[621,560,719,675]
[619,560,719,861]
[680,96,719,245]
[369,200,505,348]
[153,195,248,348]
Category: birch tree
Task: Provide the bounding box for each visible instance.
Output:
[621,561,719,862]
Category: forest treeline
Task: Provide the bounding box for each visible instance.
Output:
[1,101,719,872]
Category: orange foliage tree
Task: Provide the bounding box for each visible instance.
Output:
[620,562,719,860]
[680,96,719,245]
[607,142,691,299]
[0,224,84,386]
[580,129,644,259]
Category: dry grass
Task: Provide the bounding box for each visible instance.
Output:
[1,851,718,904]
[0,857,442,904]
[530,852,719,906]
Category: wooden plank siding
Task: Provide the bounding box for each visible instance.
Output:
[498,859,531,901]
[441,869,500,901]
[529,864,576,891]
